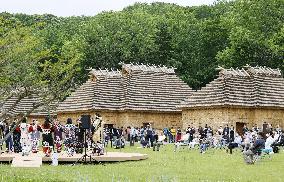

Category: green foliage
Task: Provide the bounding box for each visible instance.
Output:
[217,0,284,69]
[0,0,283,94]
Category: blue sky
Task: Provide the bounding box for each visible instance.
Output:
[1,0,216,17]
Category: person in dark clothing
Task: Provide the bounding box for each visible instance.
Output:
[223,124,230,136]
[11,122,22,153]
[207,126,213,137]
[4,121,13,152]
[252,133,265,154]
[0,121,4,152]
[190,127,196,140]
[53,120,64,153]
[75,119,84,154]
[252,124,259,132]
[242,124,249,134]
[39,118,54,157]
[198,126,204,139]
[64,118,76,156]
[145,125,153,147]
[229,125,235,142]
[221,132,229,149]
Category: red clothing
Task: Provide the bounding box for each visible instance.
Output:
[176,134,182,142]
[15,126,21,133]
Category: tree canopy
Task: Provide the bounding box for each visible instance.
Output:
[0,0,283,102]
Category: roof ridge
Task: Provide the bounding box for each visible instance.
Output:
[217,65,282,78]
[90,69,121,78]
[122,63,175,74]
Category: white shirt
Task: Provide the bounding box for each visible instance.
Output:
[234,136,242,145]
[265,136,274,150]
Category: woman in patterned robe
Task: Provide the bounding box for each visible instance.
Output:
[64,118,77,156]
[39,118,54,157]
[28,120,41,153]
[20,118,31,156]
[53,119,64,153]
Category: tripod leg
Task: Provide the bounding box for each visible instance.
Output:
[72,154,86,166]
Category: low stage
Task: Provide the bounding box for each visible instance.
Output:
[0,151,148,164]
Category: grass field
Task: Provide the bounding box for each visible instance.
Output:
[0,144,283,182]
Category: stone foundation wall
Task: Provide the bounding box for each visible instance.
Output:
[57,110,182,129]
[182,107,284,130]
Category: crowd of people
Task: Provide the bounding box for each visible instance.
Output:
[1,117,284,163]
[0,115,104,157]
[102,122,284,157]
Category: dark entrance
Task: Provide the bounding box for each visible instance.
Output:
[236,122,246,136]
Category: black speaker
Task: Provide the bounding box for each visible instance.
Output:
[81,115,91,129]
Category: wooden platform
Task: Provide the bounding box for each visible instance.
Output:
[0,151,148,163]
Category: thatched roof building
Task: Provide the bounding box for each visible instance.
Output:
[180,65,284,134]
[57,63,193,128]
[0,95,57,122]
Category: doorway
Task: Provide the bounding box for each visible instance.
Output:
[236,122,246,136]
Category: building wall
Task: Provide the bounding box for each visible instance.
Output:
[57,110,182,129]
[27,116,47,124]
[57,111,95,124]
[182,107,284,131]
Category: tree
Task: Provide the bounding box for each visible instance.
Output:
[0,22,83,144]
[217,0,284,70]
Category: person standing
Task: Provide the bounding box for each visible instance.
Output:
[176,127,182,142]
[170,127,176,143]
[242,124,249,133]
[229,125,235,142]
[20,118,31,156]
[39,118,54,157]
[75,119,84,154]
[130,126,136,146]
[28,119,41,153]
[3,120,13,153]
[53,119,64,153]
[223,124,230,136]
[11,121,21,153]
[64,118,76,157]
[189,126,196,143]
[0,121,4,152]
[145,125,153,147]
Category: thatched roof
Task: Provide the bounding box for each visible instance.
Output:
[179,66,284,109]
[0,95,57,118]
[57,63,193,113]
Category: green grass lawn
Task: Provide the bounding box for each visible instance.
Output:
[0,144,283,182]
